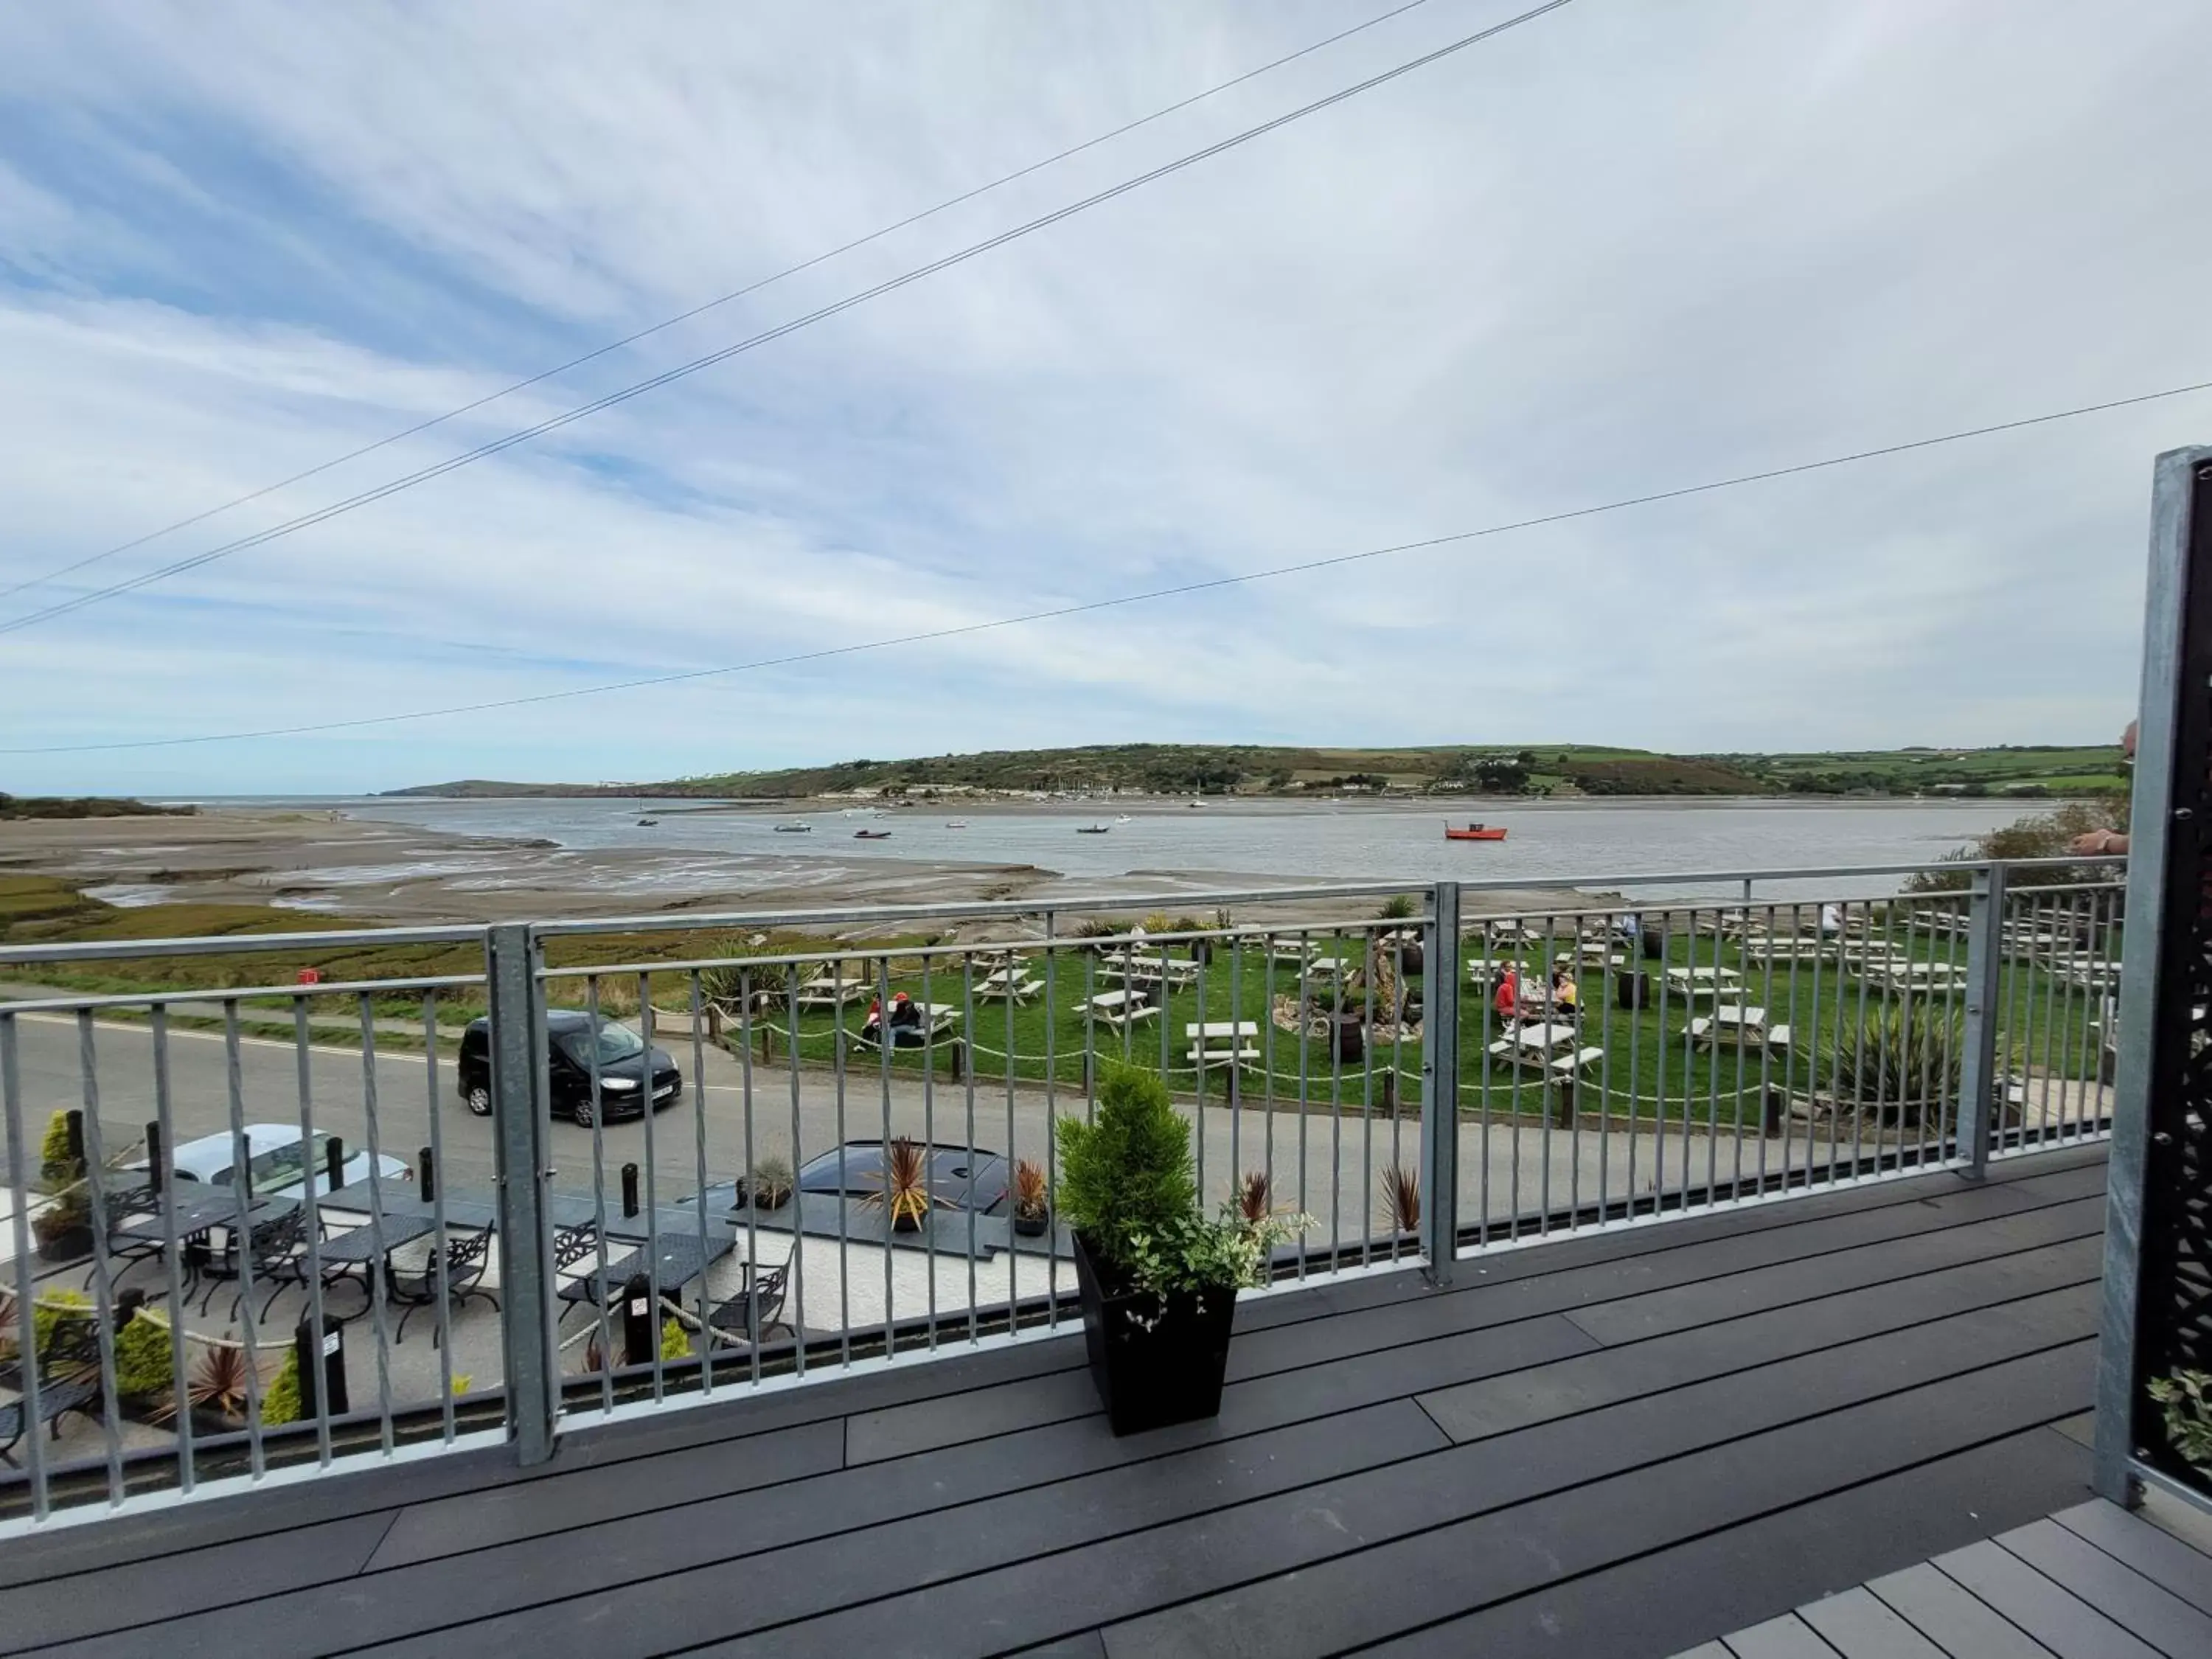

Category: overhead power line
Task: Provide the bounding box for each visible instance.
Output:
[0,0,1444,610]
[10,374,2208,757]
[0,0,1570,637]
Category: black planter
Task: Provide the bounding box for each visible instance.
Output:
[1071,1234,1237,1436]
[1014,1209,1051,1239]
[35,1222,92,1264]
[1615,970,1650,1011]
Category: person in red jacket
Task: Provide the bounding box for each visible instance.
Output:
[1494,967,1520,1026]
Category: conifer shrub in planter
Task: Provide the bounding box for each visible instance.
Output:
[1056,1065,1307,1436]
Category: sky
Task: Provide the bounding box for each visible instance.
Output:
[2,0,2209,796]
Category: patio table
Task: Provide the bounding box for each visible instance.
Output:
[557,1231,734,1310]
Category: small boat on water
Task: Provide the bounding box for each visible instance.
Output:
[854,829,892,840]
[945,821,969,829]
[636,818,658,827]
[1077,823,1110,835]
[773,821,811,833]
[1116,813,1133,823]
[1444,822,1508,842]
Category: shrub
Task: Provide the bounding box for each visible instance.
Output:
[748,1154,794,1208]
[2149,1370,2212,1470]
[1816,1004,1962,1125]
[33,1290,91,1356]
[1381,1164,1421,1234]
[38,1110,81,1192]
[1905,801,2126,892]
[1057,1065,1307,1304]
[1377,894,1418,921]
[113,1311,176,1397]
[1237,1170,1272,1225]
[260,1346,302,1427]
[660,1317,692,1363]
[1012,1158,1051,1222]
[1055,1066,1197,1264]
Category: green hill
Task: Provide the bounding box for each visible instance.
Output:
[390,740,2125,801]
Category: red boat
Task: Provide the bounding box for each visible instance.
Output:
[1444,822,1508,842]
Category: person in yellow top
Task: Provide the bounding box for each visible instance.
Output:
[1551,970,1580,1017]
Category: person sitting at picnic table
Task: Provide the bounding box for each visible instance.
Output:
[1551,970,1579,1016]
[865,992,922,1040]
[1494,967,1522,1025]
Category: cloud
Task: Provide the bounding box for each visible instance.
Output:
[2,0,2209,793]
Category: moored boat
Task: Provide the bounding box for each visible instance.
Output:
[1444,822,1508,842]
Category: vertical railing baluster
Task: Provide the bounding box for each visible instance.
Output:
[1420,883,1460,1282]
[2,1014,49,1520]
[1958,864,2008,1178]
[358,995,395,1459]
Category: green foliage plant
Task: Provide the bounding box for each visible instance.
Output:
[112,1310,177,1397]
[1816,1004,1962,1127]
[1377,894,1418,921]
[2149,1370,2212,1470]
[33,1290,92,1355]
[1057,1065,1307,1308]
[261,1346,302,1427]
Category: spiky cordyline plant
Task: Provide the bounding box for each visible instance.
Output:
[861,1137,950,1231]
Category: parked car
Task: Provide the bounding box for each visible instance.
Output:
[456,1011,683,1126]
[145,1126,411,1200]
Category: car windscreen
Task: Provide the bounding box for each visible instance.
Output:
[556,1022,647,1068]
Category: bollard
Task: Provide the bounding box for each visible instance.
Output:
[325,1135,347,1193]
[418,1146,437,1203]
[1380,1069,1398,1116]
[621,1162,641,1220]
[65,1108,85,1165]
[1763,1088,1787,1138]
[950,1039,967,1082]
[1554,1076,1575,1129]
[296,1316,348,1417]
[116,1286,145,1324]
[621,1272,653,1367]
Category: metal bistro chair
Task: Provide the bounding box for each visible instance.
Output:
[704,1260,792,1348]
[208,1208,310,1322]
[389,1231,498,1347]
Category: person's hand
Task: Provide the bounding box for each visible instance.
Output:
[2071,829,2128,856]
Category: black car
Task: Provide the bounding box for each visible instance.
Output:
[456,1011,682,1125]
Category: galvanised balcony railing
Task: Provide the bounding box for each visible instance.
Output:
[0,857,2121,1527]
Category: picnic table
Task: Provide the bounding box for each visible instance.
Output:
[1688,1005,1767,1046]
[971,967,1043,1003]
[1663,967,1743,1001]
[1185,1020,1260,1068]
[1087,989,1158,1029]
[1488,1022,1580,1060]
[557,1230,735,1312]
[856,1001,961,1047]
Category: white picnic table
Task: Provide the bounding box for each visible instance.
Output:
[1087,989,1158,1029]
[1184,1020,1261,1070]
[1489,1022,1580,1059]
[972,967,1043,1003]
[1663,967,1742,1000]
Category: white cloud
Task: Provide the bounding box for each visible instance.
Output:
[1,0,2208,792]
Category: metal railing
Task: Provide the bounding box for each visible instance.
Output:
[0,858,2121,1526]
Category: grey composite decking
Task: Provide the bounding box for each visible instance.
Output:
[0,1141,2116,1658]
[1684,1494,2212,1658]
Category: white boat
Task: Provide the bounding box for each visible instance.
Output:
[1116,814,1132,824]
[773,821,812,833]
[945,821,969,829]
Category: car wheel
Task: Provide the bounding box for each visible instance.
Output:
[570,1099,597,1127]
[465,1085,493,1117]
